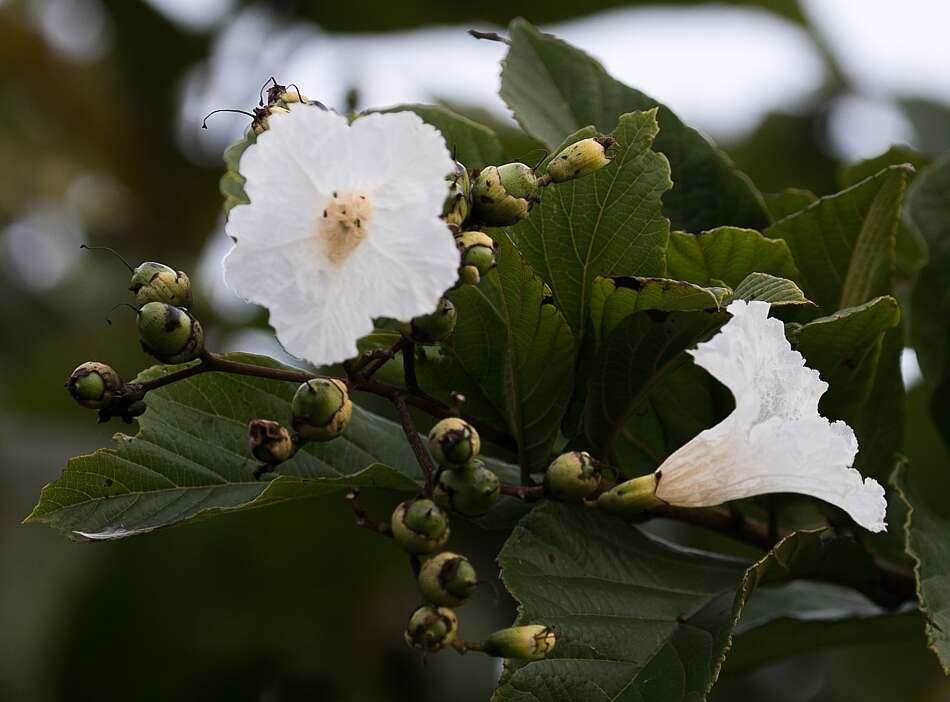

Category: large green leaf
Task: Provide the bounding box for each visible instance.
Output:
[494,503,869,701]
[894,466,950,674]
[510,110,671,334]
[731,272,810,306]
[382,103,505,169]
[27,354,421,540]
[765,165,911,314]
[583,309,727,468]
[500,19,769,233]
[666,227,799,288]
[426,239,575,477]
[907,154,950,445]
[763,188,817,222]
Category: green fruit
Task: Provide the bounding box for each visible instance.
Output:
[137,302,204,364]
[471,163,539,226]
[391,498,450,554]
[130,262,193,308]
[418,552,478,607]
[442,161,472,228]
[455,230,496,276]
[291,378,352,442]
[434,460,500,516]
[458,265,480,286]
[248,419,297,464]
[544,451,600,501]
[404,605,458,652]
[545,136,614,183]
[402,298,457,344]
[428,417,480,467]
[66,361,121,410]
[483,625,556,660]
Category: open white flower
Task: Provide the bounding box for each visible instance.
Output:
[600,300,887,532]
[223,105,460,367]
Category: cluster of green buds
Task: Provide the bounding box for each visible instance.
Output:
[428,418,500,516]
[402,297,457,344]
[454,231,497,285]
[67,248,204,422]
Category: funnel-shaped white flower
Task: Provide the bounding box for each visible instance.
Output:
[599,300,887,532]
[653,300,886,532]
[224,105,459,367]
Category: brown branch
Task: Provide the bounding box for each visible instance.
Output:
[345,489,393,537]
[500,484,545,501]
[389,392,438,494]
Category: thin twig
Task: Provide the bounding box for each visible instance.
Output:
[345,489,393,537]
[468,29,509,44]
[389,393,438,494]
[500,484,545,501]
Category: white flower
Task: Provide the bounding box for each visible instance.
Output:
[223,105,460,367]
[599,300,887,532]
[653,300,886,532]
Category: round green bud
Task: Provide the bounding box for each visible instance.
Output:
[545,136,615,183]
[402,298,457,344]
[248,419,297,465]
[455,231,496,276]
[434,460,500,516]
[544,451,600,501]
[137,302,204,364]
[291,378,352,442]
[404,605,459,652]
[130,262,193,308]
[418,552,479,607]
[428,417,480,467]
[483,625,556,660]
[443,161,472,228]
[66,361,121,410]
[459,265,480,286]
[391,498,450,554]
[471,164,538,226]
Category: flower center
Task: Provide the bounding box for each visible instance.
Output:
[319,191,373,263]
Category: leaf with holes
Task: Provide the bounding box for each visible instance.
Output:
[26,354,422,540]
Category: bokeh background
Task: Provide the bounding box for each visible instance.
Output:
[3,1,950,700]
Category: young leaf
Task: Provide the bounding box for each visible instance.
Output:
[510,109,671,335]
[667,227,800,288]
[501,18,769,232]
[27,354,421,540]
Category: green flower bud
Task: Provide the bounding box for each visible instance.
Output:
[434,460,500,516]
[596,473,664,514]
[442,161,472,228]
[66,361,122,410]
[248,419,297,464]
[137,302,205,364]
[544,451,600,501]
[483,625,556,660]
[418,551,479,607]
[459,265,480,286]
[391,498,451,554]
[402,298,457,344]
[130,262,193,308]
[472,163,539,226]
[428,417,480,468]
[404,605,459,652]
[455,231,496,276]
[545,136,615,183]
[291,378,352,442]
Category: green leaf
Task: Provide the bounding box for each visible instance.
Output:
[382,103,505,169]
[667,227,800,288]
[426,239,575,476]
[763,188,817,221]
[765,165,911,313]
[500,19,769,232]
[582,309,727,468]
[510,110,672,335]
[494,503,864,701]
[907,154,950,445]
[792,297,902,480]
[26,354,421,540]
[894,465,950,674]
[731,272,810,306]
[840,145,930,279]
[901,98,950,158]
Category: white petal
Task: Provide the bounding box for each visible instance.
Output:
[654,300,887,532]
